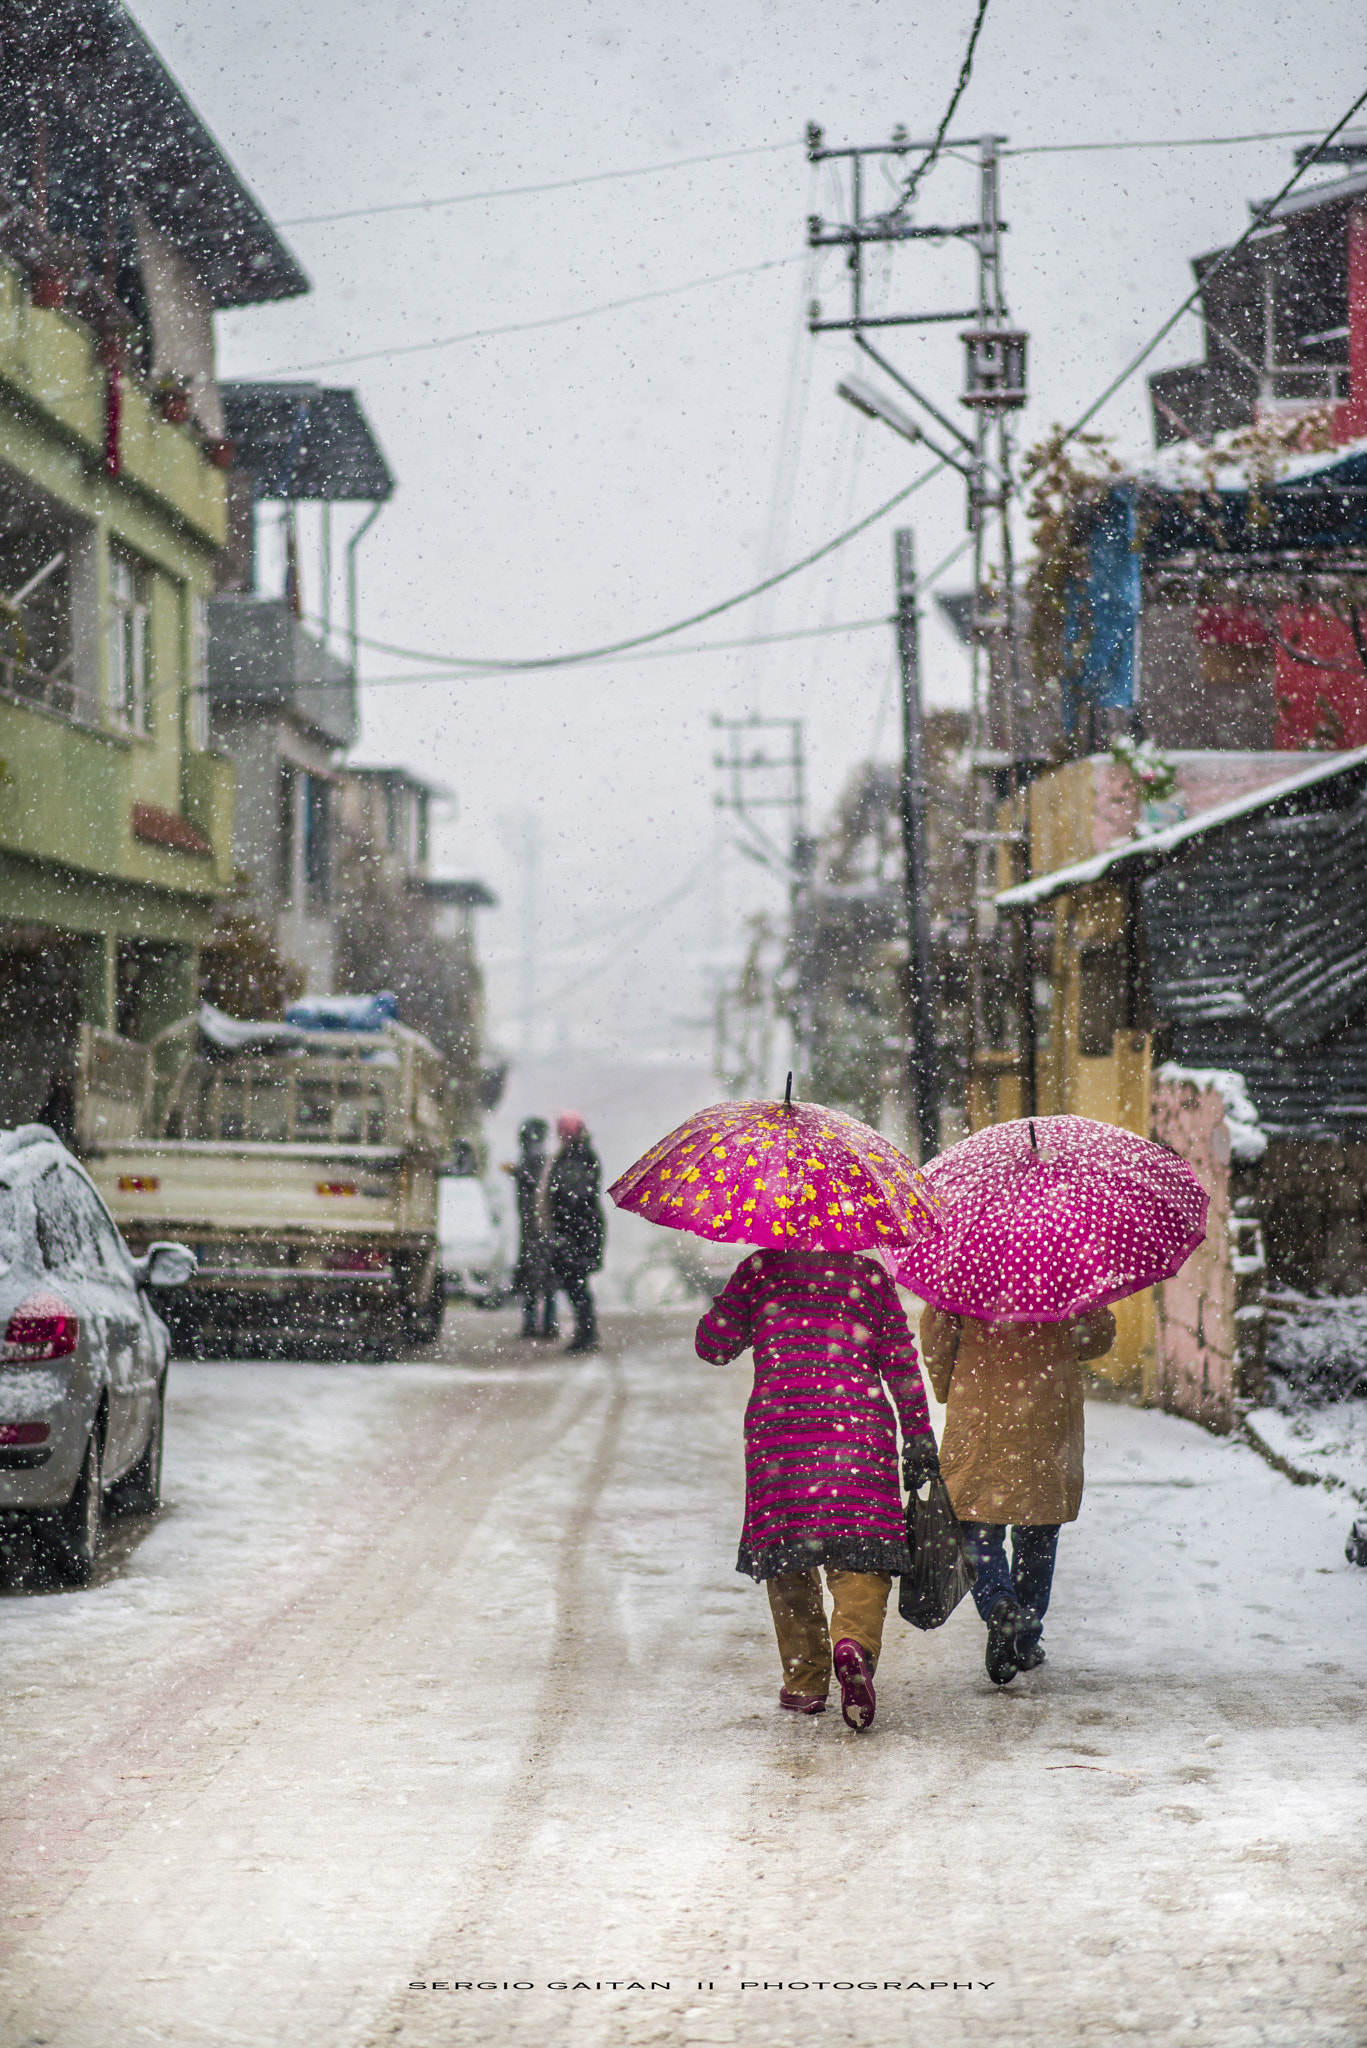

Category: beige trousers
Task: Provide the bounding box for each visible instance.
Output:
[766,1568,894,1700]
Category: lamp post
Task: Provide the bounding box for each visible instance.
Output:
[894,528,940,1164]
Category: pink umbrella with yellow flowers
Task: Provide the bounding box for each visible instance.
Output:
[608,1074,941,1253]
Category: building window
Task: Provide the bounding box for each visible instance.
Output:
[108,549,151,733]
[0,497,82,721]
[303,773,331,911]
[278,764,296,903]
[187,593,209,750]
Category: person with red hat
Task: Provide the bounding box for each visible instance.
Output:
[542,1113,606,1353]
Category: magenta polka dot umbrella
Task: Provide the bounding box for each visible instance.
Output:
[887,1114,1208,1323]
[608,1081,941,1253]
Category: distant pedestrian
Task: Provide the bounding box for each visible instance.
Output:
[919,1305,1116,1686]
[504,1117,557,1341]
[543,1113,606,1354]
[695,1249,938,1731]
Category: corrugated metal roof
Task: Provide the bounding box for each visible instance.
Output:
[1144,805,1367,1132]
[1244,803,1367,1046]
[997,745,1367,910]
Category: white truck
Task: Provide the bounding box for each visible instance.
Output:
[76,1004,451,1358]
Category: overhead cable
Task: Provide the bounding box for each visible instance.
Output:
[1007,124,1344,157]
[270,254,809,375]
[306,533,974,690]
[1064,82,1367,443]
[889,0,992,217]
[277,139,797,228]
[312,465,951,673]
[277,125,1343,234]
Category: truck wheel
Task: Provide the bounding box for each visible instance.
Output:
[107,1378,165,1517]
[47,1431,103,1588]
[406,1285,445,1348]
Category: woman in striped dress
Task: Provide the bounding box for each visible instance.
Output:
[695,1247,938,1730]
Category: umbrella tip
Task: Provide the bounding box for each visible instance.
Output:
[784,1070,794,1111]
[1029,1120,1037,1152]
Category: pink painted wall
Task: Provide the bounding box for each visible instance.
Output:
[1150,1073,1237,1429]
[1086,753,1299,855]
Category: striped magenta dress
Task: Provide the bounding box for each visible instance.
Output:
[695,1248,932,1580]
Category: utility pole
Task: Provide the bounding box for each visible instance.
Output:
[711,714,815,1092]
[806,123,1031,1129]
[894,529,939,1162]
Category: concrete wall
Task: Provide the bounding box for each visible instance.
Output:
[134,213,225,438]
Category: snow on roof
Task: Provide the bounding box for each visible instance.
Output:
[1129,430,1367,497]
[997,744,1367,910]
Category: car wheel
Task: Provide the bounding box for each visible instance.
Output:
[49,1430,103,1588]
[107,1377,165,1517]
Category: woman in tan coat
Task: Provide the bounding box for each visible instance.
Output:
[919,1303,1116,1685]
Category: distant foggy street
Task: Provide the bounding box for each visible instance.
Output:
[2,1311,1363,2048]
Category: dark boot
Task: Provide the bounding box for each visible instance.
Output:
[1015,1608,1046,1671]
[565,1282,599,1353]
[986,1597,1022,1686]
[540,1295,560,1340]
[519,1299,538,1340]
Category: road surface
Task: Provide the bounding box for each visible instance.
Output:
[2,1308,1364,2048]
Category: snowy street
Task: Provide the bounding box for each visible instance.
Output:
[2,1309,1364,2048]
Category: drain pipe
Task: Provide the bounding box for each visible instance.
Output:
[346,502,383,678]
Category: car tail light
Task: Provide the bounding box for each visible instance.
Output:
[2,1293,79,1363]
[324,1247,388,1272]
[316,1181,358,1198]
[0,1422,50,1445]
[118,1174,161,1194]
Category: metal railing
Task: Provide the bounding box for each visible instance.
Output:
[0,651,99,727]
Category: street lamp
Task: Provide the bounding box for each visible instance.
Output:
[835,374,924,447]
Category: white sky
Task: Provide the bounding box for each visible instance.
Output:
[129,0,1365,1061]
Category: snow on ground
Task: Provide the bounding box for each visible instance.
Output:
[1246,1396,1367,1509]
[1,1312,1365,2048]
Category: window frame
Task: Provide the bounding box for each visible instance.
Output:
[107,546,152,736]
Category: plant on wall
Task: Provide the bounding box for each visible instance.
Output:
[1021,428,1125,703]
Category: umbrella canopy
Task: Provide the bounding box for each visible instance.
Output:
[888,1114,1208,1323]
[608,1090,940,1253]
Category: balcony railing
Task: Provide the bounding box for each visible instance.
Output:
[0,651,99,727]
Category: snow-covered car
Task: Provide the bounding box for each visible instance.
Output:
[437,1173,510,1305]
[0,1127,196,1586]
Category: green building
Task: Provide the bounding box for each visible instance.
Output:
[0,0,307,1128]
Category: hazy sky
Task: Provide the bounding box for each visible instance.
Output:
[129,0,1364,1062]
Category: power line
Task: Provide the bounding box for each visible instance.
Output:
[1065,82,1367,443]
[890,0,992,218]
[1007,124,1342,158]
[269,539,973,692]
[277,139,798,228]
[314,464,950,673]
[203,614,895,702]
[266,254,809,376]
[274,124,1341,236]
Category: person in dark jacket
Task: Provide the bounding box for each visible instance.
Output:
[504,1118,557,1339]
[543,1113,605,1354]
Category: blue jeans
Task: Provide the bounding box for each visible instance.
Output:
[960,1522,1060,1638]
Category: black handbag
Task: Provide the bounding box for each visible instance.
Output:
[898,1314,975,1629]
[899,1473,977,1629]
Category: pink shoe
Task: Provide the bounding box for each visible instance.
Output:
[833,1638,876,1731]
[779,1688,827,1715]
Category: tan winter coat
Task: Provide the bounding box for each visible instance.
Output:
[919,1305,1116,1526]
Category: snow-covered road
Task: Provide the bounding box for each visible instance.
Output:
[2,1310,1364,2048]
